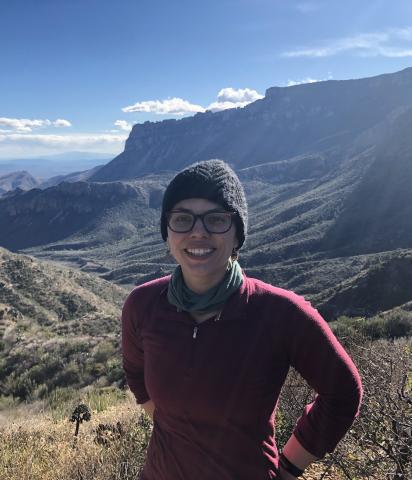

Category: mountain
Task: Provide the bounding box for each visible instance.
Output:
[0,68,412,320]
[320,106,412,255]
[0,247,127,400]
[0,152,112,179]
[0,170,40,196]
[90,67,412,181]
[0,179,165,250]
[39,164,103,189]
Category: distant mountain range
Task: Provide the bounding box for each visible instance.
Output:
[0,151,111,179]
[1,67,412,320]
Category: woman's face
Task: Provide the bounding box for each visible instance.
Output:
[166,198,239,293]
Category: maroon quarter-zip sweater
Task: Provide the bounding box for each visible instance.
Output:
[122,274,362,480]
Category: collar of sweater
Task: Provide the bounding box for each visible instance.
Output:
[159,272,251,324]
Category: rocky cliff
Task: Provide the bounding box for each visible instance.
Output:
[90,67,412,181]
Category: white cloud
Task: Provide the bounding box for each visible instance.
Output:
[53,119,72,127]
[216,87,263,104]
[0,133,127,159]
[0,117,51,132]
[286,73,332,86]
[0,133,126,146]
[114,120,133,131]
[282,28,412,58]
[0,117,72,132]
[122,88,264,116]
[207,88,264,112]
[122,98,205,115]
[287,77,319,87]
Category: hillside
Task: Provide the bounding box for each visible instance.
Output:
[0,247,127,401]
[0,180,163,250]
[39,164,103,189]
[0,170,39,196]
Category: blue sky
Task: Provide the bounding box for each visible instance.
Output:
[1,0,412,159]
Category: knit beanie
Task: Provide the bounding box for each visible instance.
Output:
[161,159,248,248]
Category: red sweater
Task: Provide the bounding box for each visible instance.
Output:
[122,274,362,480]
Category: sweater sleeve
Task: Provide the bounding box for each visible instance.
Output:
[285,294,363,458]
[121,289,151,405]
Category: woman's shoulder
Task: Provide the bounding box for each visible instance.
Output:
[245,275,307,307]
[244,275,326,332]
[124,275,171,307]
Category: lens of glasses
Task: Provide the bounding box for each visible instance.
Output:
[203,212,232,232]
[167,211,233,233]
[168,212,194,232]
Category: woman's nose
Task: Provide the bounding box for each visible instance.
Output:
[190,217,208,236]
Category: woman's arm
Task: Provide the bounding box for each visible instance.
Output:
[279,434,318,479]
[122,289,151,405]
[284,294,363,459]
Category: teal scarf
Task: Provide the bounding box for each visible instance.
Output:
[167,260,243,314]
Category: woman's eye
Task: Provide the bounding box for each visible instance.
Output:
[174,214,192,223]
[207,214,226,224]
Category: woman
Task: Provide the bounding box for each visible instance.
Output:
[122,159,362,480]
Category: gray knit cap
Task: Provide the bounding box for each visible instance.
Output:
[161,159,248,248]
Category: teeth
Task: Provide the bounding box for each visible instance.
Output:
[186,248,213,256]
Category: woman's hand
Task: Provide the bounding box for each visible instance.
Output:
[278,466,297,480]
[141,400,155,419]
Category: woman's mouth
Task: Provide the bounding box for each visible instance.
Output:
[184,248,215,257]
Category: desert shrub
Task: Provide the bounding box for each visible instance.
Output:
[84,386,127,413]
[381,312,412,338]
[54,362,82,388]
[106,359,125,384]
[4,372,36,400]
[331,312,412,341]
[93,340,116,363]
[277,334,412,479]
[333,337,412,479]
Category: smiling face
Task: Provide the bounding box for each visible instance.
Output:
[166,198,239,293]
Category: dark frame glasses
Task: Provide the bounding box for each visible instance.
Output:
[166,209,235,234]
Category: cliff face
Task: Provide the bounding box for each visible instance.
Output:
[90,68,412,182]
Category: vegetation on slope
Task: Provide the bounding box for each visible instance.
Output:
[0,247,127,402]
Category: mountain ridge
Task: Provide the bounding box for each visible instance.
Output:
[90,67,412,181]
[0,68,412,320]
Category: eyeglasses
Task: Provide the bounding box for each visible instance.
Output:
[166,209,235,234]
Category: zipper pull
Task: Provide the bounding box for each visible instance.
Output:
[193,326,198,339]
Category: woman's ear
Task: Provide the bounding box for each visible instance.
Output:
[231,239,240,261]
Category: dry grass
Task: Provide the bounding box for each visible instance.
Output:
[0,394,150,480]
[0,392,345,480]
